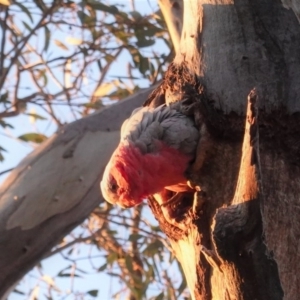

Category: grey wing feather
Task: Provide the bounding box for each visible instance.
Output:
[160,115,199,155]
[120,107,146,141]
[120,103,199,155]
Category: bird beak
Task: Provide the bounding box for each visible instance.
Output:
[100,180,117,205]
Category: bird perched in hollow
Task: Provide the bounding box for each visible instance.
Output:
[100,102,200,208]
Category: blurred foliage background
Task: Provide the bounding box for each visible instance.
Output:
[0,0,189,299]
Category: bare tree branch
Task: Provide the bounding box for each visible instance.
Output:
[0,7,9,79]
[0,2,57,90]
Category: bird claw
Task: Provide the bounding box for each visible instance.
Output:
[161,205,191,231]
[159,184,206,221]
[186,180,207,217]
[160,192,181,207]
[153,191,192,231]
[192,189,206,216]
[187,180,201,190]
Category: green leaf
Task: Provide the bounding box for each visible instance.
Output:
[128,233,143,242]
[0,146,7,162]
[44,26,51,52]
[56,265,72,276]
[34,0,46,12]
[143,26,165,37]
[77,11,95,26]
[107,252,118,265]
[153,292,164,300]
[67,247,74,255]
[104,54,115,64]
[74,267,88,274]
[128,47,149,75]
[82,101,103,110]
[142,240,164,257]
[57,267,81,278]
[130,11,142,21]
[106,229,117,235]
[138,56,150,75]
[54,40,69,51]
[150,225,161,232]
[77,11,87,24]
[24,113,47,121]
[0,119,14,129]
[89,2,118,14]
[93,81,117,98]
[98,263,107,272]
[57,273,81,277]
[12,289,25,295]
[35,69,48,87]
[149,257,159,279]
[87,290,98,297]
[22,21,32,32]
[146,261,155,279]
[113,30,130,43]
[136,38,155,48]
[0,91,9,103]
[15,2,33,22]
[18,133,47,144]
[125,255,134,274]
[115,11,129,23]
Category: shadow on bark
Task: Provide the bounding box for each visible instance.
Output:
[146,64,284,300]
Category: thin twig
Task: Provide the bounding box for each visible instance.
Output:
[0,167,14,177]
[84,46,123,115]
[152,49,174,84]
[27,65,62,126]
[43,234,95,259]
[0,7,9,80]
[20,52,81,71]
[0,91,42,119]
[0,2,57,90]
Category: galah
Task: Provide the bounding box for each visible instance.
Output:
[100,102,199,208]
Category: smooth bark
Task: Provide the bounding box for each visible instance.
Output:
[0,87,155,298]
[158,0,183,54]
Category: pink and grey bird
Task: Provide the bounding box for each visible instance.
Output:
[100,103,199,208]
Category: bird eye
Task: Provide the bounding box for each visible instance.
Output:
[108,178,118,193]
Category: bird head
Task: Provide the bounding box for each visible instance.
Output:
[101,139,193,209]
[100,145,146,208]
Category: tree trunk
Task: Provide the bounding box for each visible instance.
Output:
[0,87,155,298]
[147,1,300,299]
[1,1,300,299]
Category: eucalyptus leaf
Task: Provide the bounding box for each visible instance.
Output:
[0,92,9,103]
[44,26,51,52]
[24,113,47,121]
[87,290,98,297]
[18,133,47,144]
[153,292,164,300]
[89,2,118,14]
[15,2,33,22]
[54,40,69,51]
[0,120,13,129]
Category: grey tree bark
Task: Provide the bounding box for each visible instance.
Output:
[147,1,300,299]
